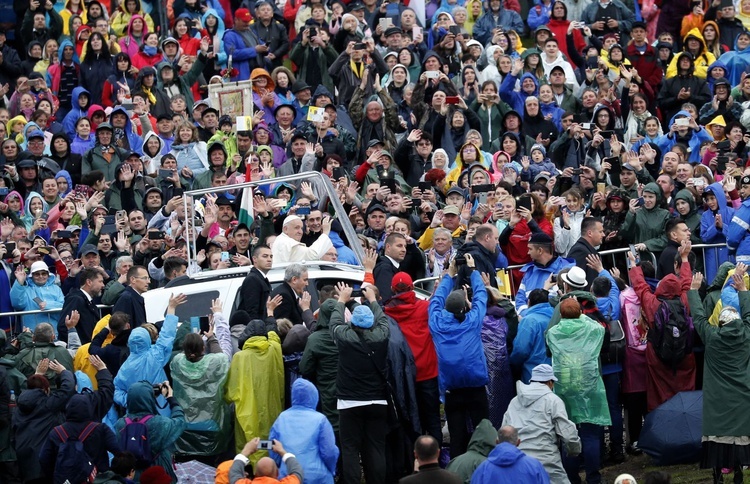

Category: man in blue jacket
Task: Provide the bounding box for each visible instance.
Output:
[472,0,524,46]
[222,8,266,81]
[471,425,550,483]
[728,197,750,264]
[515,232,575,316]
[510,289,553,384]
[428,254,488,459]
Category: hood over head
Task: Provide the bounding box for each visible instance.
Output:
[65,393,95,422]
[466,418,498,457]
[291,377,319,409]
[126,381,159,416]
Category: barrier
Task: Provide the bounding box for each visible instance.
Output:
[0,306,112,337]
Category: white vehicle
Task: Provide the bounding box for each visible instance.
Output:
[141,172,429,323]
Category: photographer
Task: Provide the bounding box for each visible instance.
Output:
[230,438,304,484]
[115,379,186,481]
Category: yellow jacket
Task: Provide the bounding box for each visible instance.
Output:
[73,315,114,389]
[666,28,716,79]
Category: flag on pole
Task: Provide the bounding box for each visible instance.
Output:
[238,187,254,227]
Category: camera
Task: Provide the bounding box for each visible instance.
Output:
[455,255,467,266]
[152,383,164,396]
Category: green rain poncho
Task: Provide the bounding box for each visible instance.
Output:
[546,315,611,426]
[225,330,284,465]
[170,351,231,456]
[689,290,750,437]
[620,182,670,252]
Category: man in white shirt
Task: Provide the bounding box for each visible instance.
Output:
[541,38,579,90]
[272,214,333,264]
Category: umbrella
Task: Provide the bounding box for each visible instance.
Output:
[175,460,217,484]
[639,391,703,465]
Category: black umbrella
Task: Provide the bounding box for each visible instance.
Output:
[639,391,703,465]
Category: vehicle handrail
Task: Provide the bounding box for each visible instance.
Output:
[181,171,366,276]
[185,260,365,280]
[0,305,111,318]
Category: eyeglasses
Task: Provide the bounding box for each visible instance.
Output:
[32,271,48,276]
[28,139,44,144]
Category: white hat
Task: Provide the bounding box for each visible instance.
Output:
[614,474,637,484]
[283,215,302,227]
[560,266,588,289]
[530,364,558,383]
[30,261,49,274]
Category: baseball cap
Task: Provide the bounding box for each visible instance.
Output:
[235,8,252,22]
[443,205,460,216]
[30,261,49,274]
[529,232,553,245]
[27,129,45,139]
[367,139,384,148]
[80,244,99,256]
[391,272,414,293]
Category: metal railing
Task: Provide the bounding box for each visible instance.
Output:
[0,305,112,336]
[413,243,728,297]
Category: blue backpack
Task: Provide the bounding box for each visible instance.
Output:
[119,415,154,468]
[52,422,99,484]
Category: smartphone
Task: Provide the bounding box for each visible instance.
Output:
[296,206,311,216]
[425,71,440,79]
[332,167,346,180]
[379,18,392,30]
[308,27,317,38]
[635,197,645,207]
[571,168,583,175]
[675,118,690,127]
[629,244,641,264]
[116,210,127,222]
[353,42,366,50]
[411,198,421,207]
[38,213,48,221]
[258,440,273,451]
[418,181,432,192]
[717,155,729,173]
[57,230,73,238]
[599,130,615,139]
[597,183,606,194]
[159,169,173,179]
[517,196,532,212]
[445,96,460,105]
[379,177,397,192]
[102,215,115,225]
[199,315,210,333]
[412,25,422,37]
[4,241,15,253]
[691,177,705,188]
[580,123,593,130]
[221,251,230,262]
[74,184,89,198]
[351,285,364,298]
[472,184,494,193]
[602,156,619,167]
[449,25,461,35]
[149,231,165,240]
[33,297,43,305]
[37,246,50,255]
[455,255,467,266]
[586,57,600,69]
[0,187,8,196]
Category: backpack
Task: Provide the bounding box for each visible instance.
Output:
[52,422,99,484]
[649,298,694,371]
[119,415,154,469]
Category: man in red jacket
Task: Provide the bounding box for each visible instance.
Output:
[625,21,663,104]
[384,272,442,444]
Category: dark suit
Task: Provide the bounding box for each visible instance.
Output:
[374,256,400,301]
[238,267,272,321]
[58,288,100,345]
[270,282,304,326]
[398,463,462,484]
[567,237,599,287]
[111,286,147,327]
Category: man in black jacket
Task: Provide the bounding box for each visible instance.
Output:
[89,312,131,377]
[457,224,501,289]
[330,284,390,484]
[373,233,407,301]
[394,130,434,187]
[567,217,605,287]
[270,263,314,327]
[238,245,273,320]
[111,265,148,327]
[58,267,105,344]
[252,0,289,69]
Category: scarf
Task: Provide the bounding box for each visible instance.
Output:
[144,46,157,56]
[350,60,364,79]
[624,109,658,149]
[141,85,156,105]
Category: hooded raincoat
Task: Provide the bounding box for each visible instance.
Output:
[546,315,610,426]
[620,182,670,252]
[9,268,65,331]
[113,313,178,409]
[701,182,734,282]
[269,378,339,484]
[471,441,550,483]
[502,380,580,483]
[170,347,231,456]
[667,28,717,79]
[114,381,187,482]
[225,328,284,464]
[445,418,497,483]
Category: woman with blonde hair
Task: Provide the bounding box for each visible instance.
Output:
[169,120,208,176]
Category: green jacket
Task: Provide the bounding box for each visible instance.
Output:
[469,100,509,152]
[299,299,340,432]
[288,42,338,95]
[689,290,750,437]
[703,262,735,316]
[12,333,74,379]
[446,419,497,484]
[155,54,207,113]
[620,182,670,252]
[674,188,703,246]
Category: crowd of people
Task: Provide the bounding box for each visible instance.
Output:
[2,0,750,482]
